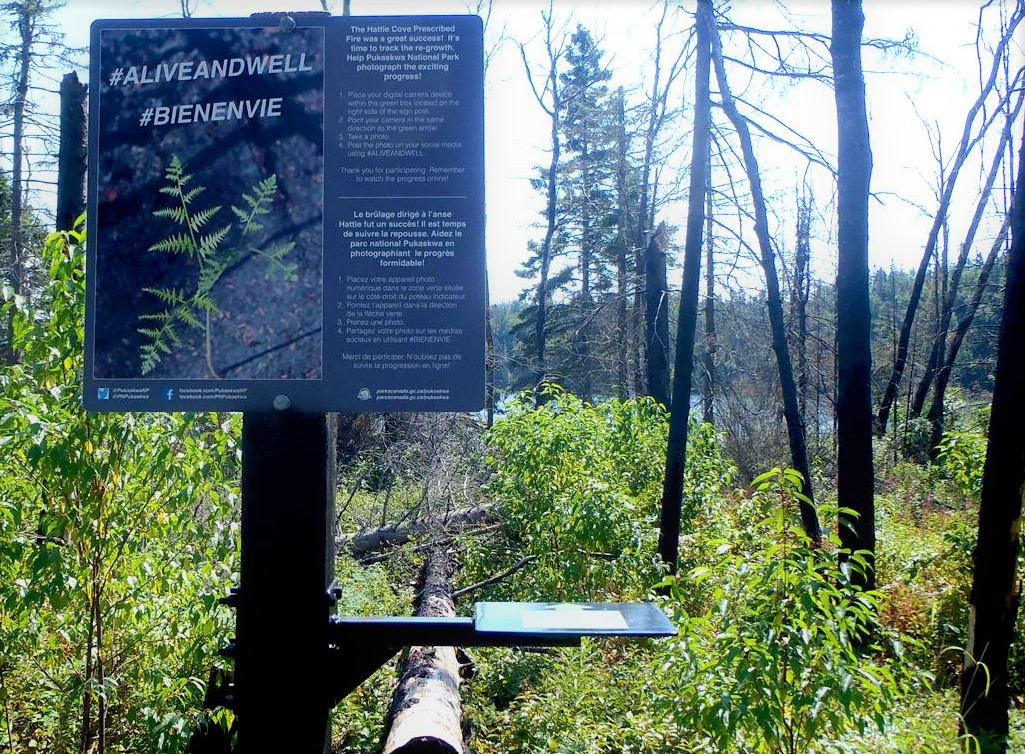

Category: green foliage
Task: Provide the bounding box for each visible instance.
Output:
[463,457,950,753]
[330,552,413,752]
[140,154,296,376]
[469,387,663,600]
[0,228,239,753]
[824,688,966,753]
[660,468,923,754]
[867,417,991,693]
[874,489,971,688]
[0,230,1002,753]
[466,386,734,601]
[466,641,696,754]
[935,423,988,501]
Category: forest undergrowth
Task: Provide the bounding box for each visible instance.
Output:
[335,384,1024,753]
[1,230,1022,753]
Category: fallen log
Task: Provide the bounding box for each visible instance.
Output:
[339,504,494,557]
[381,547,466,754]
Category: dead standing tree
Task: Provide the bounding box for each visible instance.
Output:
[518,5,568,402]
[645,222,672,407]
[790,186,813,427]
[913,66,1025,452]
[832,0,876,591]
[960,119,1025,754]
[636,2,687,403]
[708,14,821,539]
[924,213,1011,451]
[874,0,1025,437]
[659,0,712,573]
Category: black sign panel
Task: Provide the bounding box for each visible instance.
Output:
[85,15,484,413]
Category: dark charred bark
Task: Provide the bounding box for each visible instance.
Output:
[659,0,712,573]
[710,18,821,540]
[960,121,1025,754]
[57,71,87,233]
[832,0,876,590]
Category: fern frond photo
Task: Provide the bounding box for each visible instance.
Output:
[232,175,278,235]
[92,24,325,382]
[134,153,316,379]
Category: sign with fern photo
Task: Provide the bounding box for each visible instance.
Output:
[84,15,485,413]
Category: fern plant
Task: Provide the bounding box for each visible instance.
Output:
[139,155,297,377]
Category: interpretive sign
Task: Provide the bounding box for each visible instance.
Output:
[85,14,485,412]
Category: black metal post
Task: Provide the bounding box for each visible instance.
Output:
[235,412,336,753]
[56,71,87,232]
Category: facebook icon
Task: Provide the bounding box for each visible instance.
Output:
[164,388,175,401]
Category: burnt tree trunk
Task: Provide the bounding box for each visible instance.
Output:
[710,19,821,540]
[960,122,1025,754]
[832,0,876,590]
[659,0,712,573]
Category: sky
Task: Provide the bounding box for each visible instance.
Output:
[45,0,1025,303]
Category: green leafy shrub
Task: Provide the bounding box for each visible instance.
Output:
[0,228,239,753]
[872,486,972,688]
[465,641,697,754]
[330,552,414,752]
[661,468,923,754]
[466,387,666,601]
[934,425,988,502]
[465,386,734,602]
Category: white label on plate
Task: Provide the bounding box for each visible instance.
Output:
[520,605,629,630]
